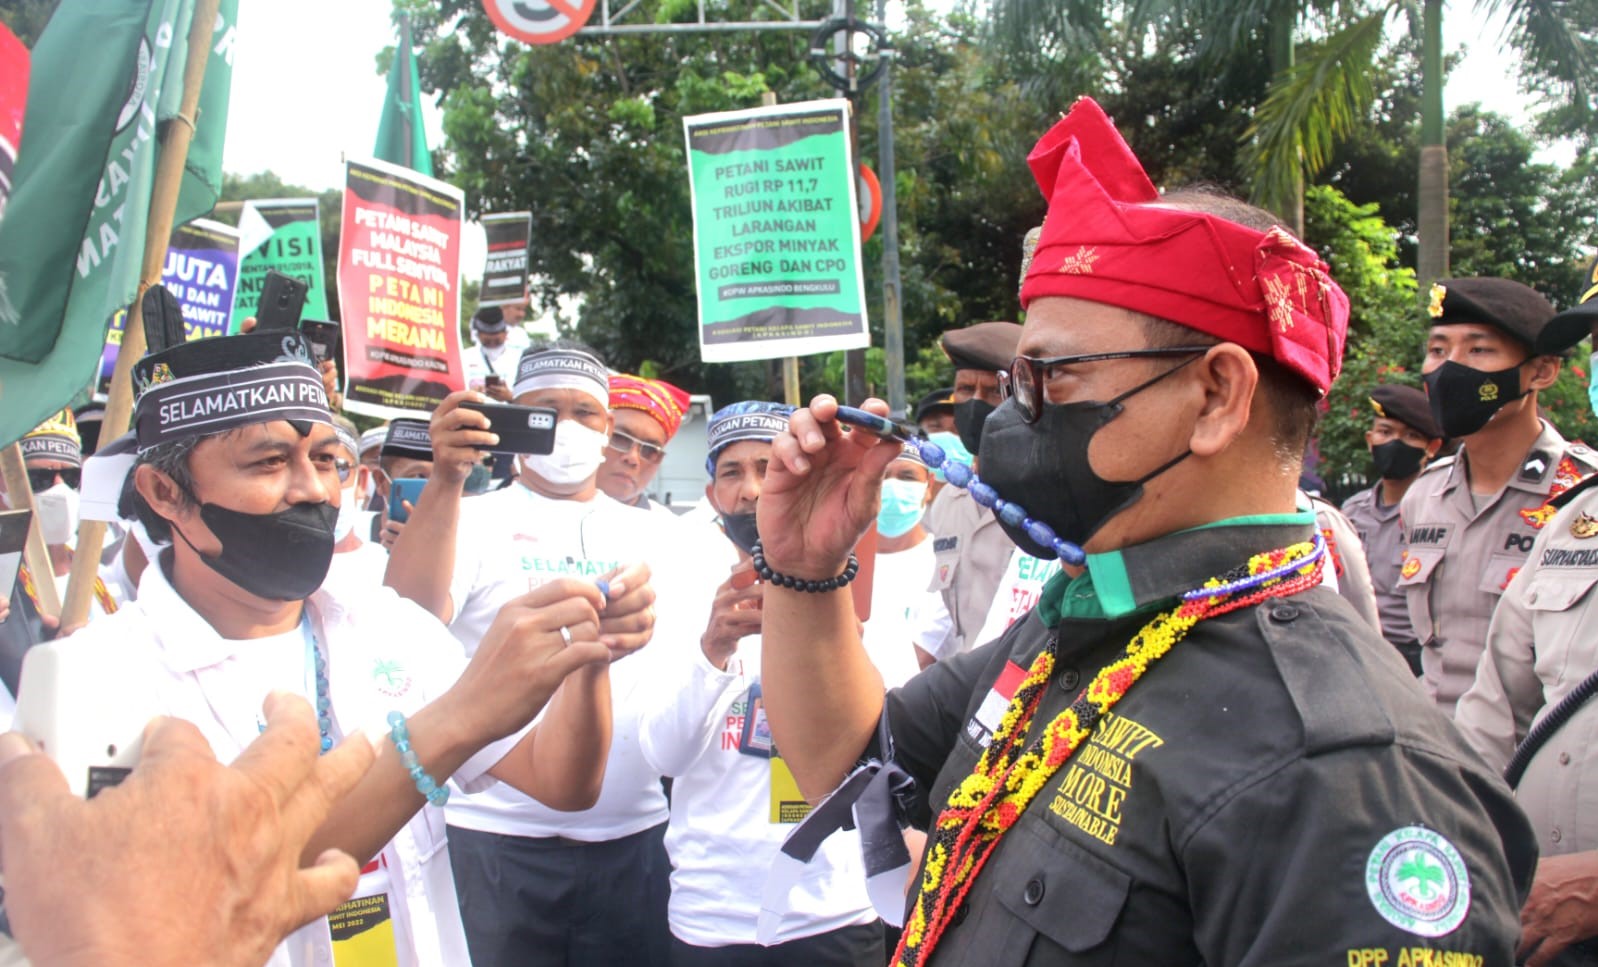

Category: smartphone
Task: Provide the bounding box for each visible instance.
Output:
[459,401,557,456]
[255,270,308,331]
[0,508,29,600]
[387,478,427,524]
[299,319,341,368]
[14,643,157,797]
[484,374,505,389]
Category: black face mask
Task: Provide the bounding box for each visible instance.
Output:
[173,501,337,601]
[721,511,761,555]
[952,398,995,457]
[977,363,1194,559]
[1423,360,1524,438]
[1370,439,1426,481]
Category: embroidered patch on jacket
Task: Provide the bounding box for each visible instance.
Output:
[1365,826,1471,938]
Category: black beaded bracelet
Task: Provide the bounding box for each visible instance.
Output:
[750,540,860,592]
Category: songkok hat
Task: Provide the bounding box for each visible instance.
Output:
[1427,278,1555,351]
[472,306,508,334]
[609,374,691,440]
[380,419,432,462]
[330,417,361,461]
[1536,256,1598,355]
[132,330,330,454]
[513,347,609,405]
[941,322,1022,374]
[1019,97,1349,396]
[21,410,82,468]
[895,439,925,466]
[359,426,388,456]
[705,401,793,476]
[1369,383,1441,440]
[913,387,956,424]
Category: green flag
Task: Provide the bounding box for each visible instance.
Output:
[373,15,433,176]
[0,0,237,448]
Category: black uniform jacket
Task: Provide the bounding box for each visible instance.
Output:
[879,521,1537,966]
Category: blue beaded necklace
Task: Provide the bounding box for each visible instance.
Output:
[257,614,333,754]
[834,406,1089,567]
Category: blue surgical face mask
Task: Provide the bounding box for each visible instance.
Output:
[877,478,928,538]
[926,431,974,482]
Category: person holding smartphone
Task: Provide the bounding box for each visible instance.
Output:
[385,341,698,967]
[464,307,515,403]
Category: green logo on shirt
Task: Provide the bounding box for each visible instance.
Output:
[1365,826,1470,938]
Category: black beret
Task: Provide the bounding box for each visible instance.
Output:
[1427,277,1554,350]
[1369,383,1441,440]
[381,418,433,462]
[913,387,956,423]
[941,321,1022,373]
[1538,253,1598,355]
[133,329,318,397]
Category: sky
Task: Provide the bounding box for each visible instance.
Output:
[219,0,1556,281]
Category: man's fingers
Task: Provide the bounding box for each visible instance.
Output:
[279,731,376,844]
[545,639,614,678]
[229,694,322,807]
[0,741,71,819]
[520,577,606,613]
[292,849,364,928]
[136,714,222,770]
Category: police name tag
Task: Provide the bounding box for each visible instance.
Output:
[965,661,1027,748]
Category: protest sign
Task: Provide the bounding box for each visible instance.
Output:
[231,198,329,332]
[683,99,869,363]
[337,157,465,418]
[479,211,531,307]
[96,218,239,398]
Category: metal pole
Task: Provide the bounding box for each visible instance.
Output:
[838,0,868,405]
[876,0,903,419]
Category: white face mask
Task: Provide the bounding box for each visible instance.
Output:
[35,482,79,546]
[481,342,508,366]
[520,420,609,486]
[333,481,360,543]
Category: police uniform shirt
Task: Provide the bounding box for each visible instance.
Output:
[1397,421,1597,715]
[1343,484,1421,649]
[1456,476,1598,859]
[876,517,1536,965]
[925,485,1013,656]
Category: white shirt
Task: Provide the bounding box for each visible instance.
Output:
[862,537,951,688]
[972,549,1064,653]
[637,627,878,946]
[322,539,389,602]
[443,483,711,841]
[462,341,513,393]
[16,557,518,967]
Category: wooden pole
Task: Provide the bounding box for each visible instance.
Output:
[59,0,223,629]
[1,444,60,617]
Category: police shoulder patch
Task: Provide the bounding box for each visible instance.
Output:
[1365,826,1471,938]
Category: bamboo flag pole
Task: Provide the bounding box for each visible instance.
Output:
[59,0,223,630]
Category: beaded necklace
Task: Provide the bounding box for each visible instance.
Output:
[255,614,333,754]
[892,535,1326,967]
[835,406,1088,566]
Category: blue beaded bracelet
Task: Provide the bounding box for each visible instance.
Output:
[387,711,450,806]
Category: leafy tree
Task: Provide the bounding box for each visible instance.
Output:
[0,0,59,47]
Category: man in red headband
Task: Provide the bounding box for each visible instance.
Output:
[753,98,1534,965]
[599,373,691,515]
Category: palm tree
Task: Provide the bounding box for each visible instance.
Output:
[1249,0,1597,292]
[986,0,1598,292]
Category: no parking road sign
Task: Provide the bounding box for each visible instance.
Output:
[484,0,597,44]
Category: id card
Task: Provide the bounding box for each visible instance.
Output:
[738,682,773,758]
[330,861,399,967]
[769,755,811,824]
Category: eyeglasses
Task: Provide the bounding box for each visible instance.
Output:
[334,458,354,484]
[27,467,80,491]
[605,429,666,465]
[1008,347,1213,423]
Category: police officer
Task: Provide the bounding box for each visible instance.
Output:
[913,387,957,436]
[1455,277,1598,967]
[1341,383,1445,674]
[755,98,1534,966]
[1399,278,1598,716]
[924,321,1022,656]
